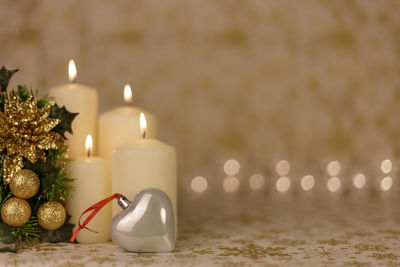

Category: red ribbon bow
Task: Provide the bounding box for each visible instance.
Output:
[70,193,122,242]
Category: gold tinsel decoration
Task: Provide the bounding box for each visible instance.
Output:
[37,201,66,230]
[0,92,64,183]
[9,169,40,199]
[1,197,31,227]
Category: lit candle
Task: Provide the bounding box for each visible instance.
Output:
[66,135,111,243]
[48,60,98,158]
[98,84,157,163]
[112,113,177,238]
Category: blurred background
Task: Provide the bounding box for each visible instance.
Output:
[1,0,400,200]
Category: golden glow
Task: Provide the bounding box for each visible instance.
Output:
[327,177,341,192]
[249,174,264,190]
[139,112,147,138]
[123,84,133,104]
[381,159,392,174]
[301,175,315,191]
[223,176,240,193]
[276,160,290,176]
[68,59,77,82]
[326,161,341,176]
[352,173,366,189]
[191,176,208,193]
[276,177,291,192]
[380,176,393,191]
[223,159,240,176]
[85,134,93,157]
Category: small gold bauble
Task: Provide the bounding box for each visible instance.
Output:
[37,201,66,230]
[1,198,31,227]
[10,169,40,199]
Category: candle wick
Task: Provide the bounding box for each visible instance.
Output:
[87,147,91,158]
[142,131,146,139]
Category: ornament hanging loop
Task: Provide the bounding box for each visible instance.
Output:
[117,195,131,209]
[70,193,122,242]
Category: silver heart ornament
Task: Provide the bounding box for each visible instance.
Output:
[110,189,175,252]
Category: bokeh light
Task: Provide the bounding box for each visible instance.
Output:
[380,176,393,191]
[191,176,208,193]
[249,174,265,190]
[223,176,240,193]
[326,161,341,176]
[381,159,392,174]
[327,177,341,192]
[352,173,366,189]
[223,159,240,176]
[276,160,290,176]
[276,177,291,192]
[301,175,315,191]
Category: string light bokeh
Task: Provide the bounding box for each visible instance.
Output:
[188,158,398,199]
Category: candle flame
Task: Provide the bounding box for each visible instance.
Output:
[85,134,93,157]
[123,84,133,104]
[140,112,147,139]
[68,59,77,82]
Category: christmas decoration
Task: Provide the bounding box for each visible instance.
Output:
[9,170,40,199]
[1,198,31,227]
[70,189,175,252]
[0,91,64,184]
[0,66,77,252]
[37,201,66,230]
[111,189,175,252]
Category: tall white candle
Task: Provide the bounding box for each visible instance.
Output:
[112,113,177,237]
[48,60,98,158]
[99,84,157,163]
[66,135,111,244]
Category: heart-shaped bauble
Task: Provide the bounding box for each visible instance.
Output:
[110,189,175,252]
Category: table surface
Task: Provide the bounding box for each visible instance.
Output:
[1,194,400,266]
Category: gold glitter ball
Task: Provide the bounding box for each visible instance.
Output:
[10,169,40,199]
[1,198,31,227]
[37,201,66,230]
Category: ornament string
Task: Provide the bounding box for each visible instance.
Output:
[70,193,121,242]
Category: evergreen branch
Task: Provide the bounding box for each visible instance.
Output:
[11,217,41,241]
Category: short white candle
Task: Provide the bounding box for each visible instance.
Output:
[48,60,98,158]
[112,113,177,237]
[66,135,111,243]
[99,84,157,163]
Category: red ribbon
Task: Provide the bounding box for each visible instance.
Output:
[70,193,122,242]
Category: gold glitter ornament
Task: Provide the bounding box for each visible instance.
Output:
[9,169,40,199]
[1,197,31,227]
[37,201,66,230]
[0,92,64,183]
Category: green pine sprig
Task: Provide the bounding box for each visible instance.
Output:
[11,217,41,241]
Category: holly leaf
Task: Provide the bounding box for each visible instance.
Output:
[49,104,79,138]
[0,66,19,92]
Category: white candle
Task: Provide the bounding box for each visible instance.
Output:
[99,84,157,162]
[112,113,177,237]
[48,60,98,158]
[66,135,111,243]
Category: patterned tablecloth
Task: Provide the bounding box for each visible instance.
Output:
[1,194,400,266]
